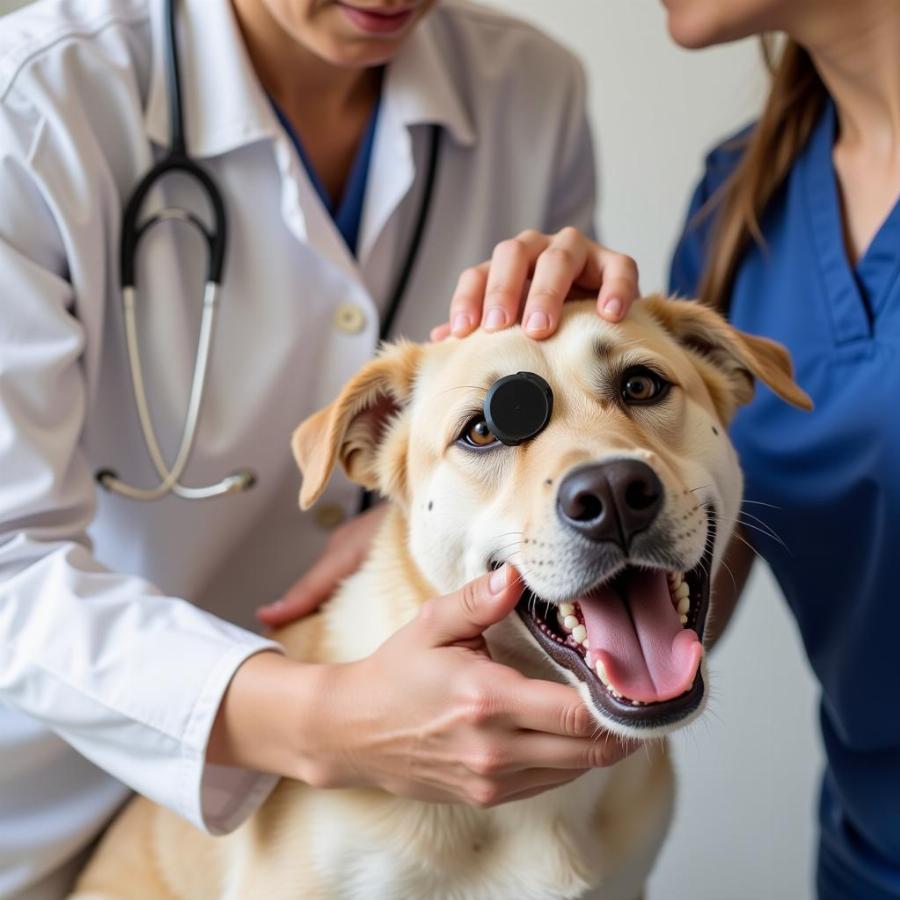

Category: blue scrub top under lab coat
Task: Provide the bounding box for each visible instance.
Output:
[671,99,900,900]
[271,94,381,256]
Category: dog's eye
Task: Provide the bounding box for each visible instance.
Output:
[621,366,670,405]
[460,417,499,448]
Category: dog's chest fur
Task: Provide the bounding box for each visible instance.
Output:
[232,734,670,900]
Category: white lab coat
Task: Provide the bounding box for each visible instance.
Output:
[0,0,596,896]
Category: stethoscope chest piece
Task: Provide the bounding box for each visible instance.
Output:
[484,371,554,446]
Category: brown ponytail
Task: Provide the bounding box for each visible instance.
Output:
[698,38,829,310]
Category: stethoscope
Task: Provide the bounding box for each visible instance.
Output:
[97,0,440,502]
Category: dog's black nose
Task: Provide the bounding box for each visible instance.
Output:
[556,460,663,549]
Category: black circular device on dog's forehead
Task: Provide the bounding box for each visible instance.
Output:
[484,372,554,446]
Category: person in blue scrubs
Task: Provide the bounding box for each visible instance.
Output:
[661,0,900,896]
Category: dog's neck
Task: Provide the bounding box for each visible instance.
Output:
[317,504,440,662]
[370,503,439,600]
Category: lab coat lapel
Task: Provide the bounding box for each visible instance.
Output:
[271,133,361,285]
[356,17,476,267]
[144,0,276,158]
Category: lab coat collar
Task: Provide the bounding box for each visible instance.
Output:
[382,14,477,150]
[144,0,276,157]
[143,1,477,159]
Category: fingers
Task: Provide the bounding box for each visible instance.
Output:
[447,264,489,338]
[256,562,334,627]
[443,229,640,344]
[491,674,600,738]
[465,767,587,808]
[479,231,550,333]
[257,506,386,627]
[501,731,638,772]
[458,730,635,784]
[520,227,590,338]
[497,769,588,805]
[415,564,524,647]
[461,731,637,806]
[595,248,640,323]
[429,322,451,342]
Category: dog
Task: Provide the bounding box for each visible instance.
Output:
[72,296,811,900]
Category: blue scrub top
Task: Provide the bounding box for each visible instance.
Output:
[671,99,900,900]
[271,93,381,256]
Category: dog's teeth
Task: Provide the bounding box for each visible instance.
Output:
[679,614,688,625]
[677,597,690,616]
[563,615,579,631]
[595,659,610,687]
[559,602,575,616]
[581,638,589,648]
[571,624,587,643]
[676,583,690,599]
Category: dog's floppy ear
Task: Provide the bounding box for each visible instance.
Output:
[645,296,813,419]
[291,340,422,509]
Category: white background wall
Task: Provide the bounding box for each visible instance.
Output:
[0,1,823,897]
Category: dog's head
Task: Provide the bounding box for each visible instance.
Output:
[293,297,811,738]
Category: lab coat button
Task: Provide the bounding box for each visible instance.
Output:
[315,503,346,530]
[334,303,366,335]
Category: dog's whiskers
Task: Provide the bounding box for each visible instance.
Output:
[492,541,523,555]
[436,384,489,397]
[731,529,764,562]
[736,510,786,543]
[742,498,781,510]
[735,515,790,553]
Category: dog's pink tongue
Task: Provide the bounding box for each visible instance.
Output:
[579,570,702,703]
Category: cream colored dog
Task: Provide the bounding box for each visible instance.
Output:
[72,297,811,900]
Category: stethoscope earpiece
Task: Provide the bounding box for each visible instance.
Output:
[484,371,554,446]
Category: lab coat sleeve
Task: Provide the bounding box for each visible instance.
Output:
[0,97,281,836]
[545,57,597,240]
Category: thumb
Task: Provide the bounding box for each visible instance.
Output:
[418,564,524,647]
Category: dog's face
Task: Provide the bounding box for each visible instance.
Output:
[293,297,811,738]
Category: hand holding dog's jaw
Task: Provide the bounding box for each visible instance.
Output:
[213,565,637,805]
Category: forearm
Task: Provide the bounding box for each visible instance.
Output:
[206,651,331,783]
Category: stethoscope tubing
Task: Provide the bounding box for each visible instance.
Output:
[97,0,249,501]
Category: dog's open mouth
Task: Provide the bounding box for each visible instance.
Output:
[514,519,715,729]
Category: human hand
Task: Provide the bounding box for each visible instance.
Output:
[430,228,640,342]
[256,504,388,628]
[292,565,639,806]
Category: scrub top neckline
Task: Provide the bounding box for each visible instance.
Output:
[803,99,900,341]
[270,87,383,257]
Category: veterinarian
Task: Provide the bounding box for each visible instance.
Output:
[0,1,643,897]
[432,1,900,896]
